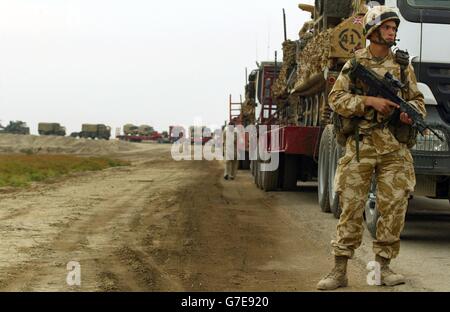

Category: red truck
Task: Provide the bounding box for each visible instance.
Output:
[247,61,322,192]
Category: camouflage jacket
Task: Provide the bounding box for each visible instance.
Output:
[329,47,426,154]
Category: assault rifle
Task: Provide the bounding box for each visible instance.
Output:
[349,59,444,141]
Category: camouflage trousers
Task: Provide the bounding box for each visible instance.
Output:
[331,136,415,259]
[287,95,299,125]
[224,160,239,179]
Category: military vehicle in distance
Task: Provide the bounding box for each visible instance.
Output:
[38,123,66,136]
[138,125,154,136]
[117,124,157,142]
[123,124,140,136]
[70,124,111,140]
[0,121,30,135]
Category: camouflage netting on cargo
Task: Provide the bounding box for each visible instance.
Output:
[272,40,297,101]
[294,29,332,92]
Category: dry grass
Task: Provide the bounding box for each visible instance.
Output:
[0,154,129,187]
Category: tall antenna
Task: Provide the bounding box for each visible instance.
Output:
[267,20,271,60]
[245,67,248,85]
[255,34,259,63]
[283,9,287,41]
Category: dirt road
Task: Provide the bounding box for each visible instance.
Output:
[0,144,449,291]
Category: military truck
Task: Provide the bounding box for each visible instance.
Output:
[117,124,157,142]
[38,123,66,136]
[70,124,111,140]
[123,124,139,136]
[250,0,450,238]
[0,121,30,135]
[138,125,154,136]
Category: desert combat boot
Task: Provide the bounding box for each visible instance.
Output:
[317,256,348,290]
[375,255,405,286]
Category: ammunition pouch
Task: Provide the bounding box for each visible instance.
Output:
[388,120,418,149]
[391,49,417,148]
[332,113,361,147]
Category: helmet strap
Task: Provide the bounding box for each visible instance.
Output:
[371,29,396,48]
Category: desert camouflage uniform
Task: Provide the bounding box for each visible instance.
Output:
[223,127,239,179]
[328,47,426,259]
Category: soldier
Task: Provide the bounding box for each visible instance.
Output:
[223,120,239,180]
[317,6,426,290]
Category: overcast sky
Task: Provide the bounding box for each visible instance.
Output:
[0,0,313,136]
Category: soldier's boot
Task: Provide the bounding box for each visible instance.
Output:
[376,255,405,286]
[316,256,349,290]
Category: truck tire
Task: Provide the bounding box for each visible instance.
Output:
[261,156,280,192]
[281,154,298,191]
[364,177,379,239]
[318,125,333,212]
[242,152,250,170]
[328,134,344,218]
[254,159,260,187]
[254,160,259,185]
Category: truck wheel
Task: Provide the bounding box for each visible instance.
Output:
[364,177,379,239]
[318,125,333,212]
[261,155,280,192]
[281,154,298,191]
[241,151,250,170]
[328,134,344,218]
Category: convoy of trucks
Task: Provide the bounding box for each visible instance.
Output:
[0,120,173,143]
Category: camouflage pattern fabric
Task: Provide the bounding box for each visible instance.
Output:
[329,47,426,155]
[272,40,297,100]
[224,159,239,179]
[294,29,332,92]
[241,98,256,126]
[223,128,239,178]
[287,94,299,125]
[329,47,425,259]
[331,136,415,259]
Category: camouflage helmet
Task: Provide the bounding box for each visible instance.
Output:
[363,6,400,38]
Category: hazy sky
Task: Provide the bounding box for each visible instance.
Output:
[0,0,313,136]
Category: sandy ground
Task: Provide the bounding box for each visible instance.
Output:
[0,143,449,291]
[0,133,142,155]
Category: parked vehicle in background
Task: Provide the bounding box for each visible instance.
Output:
[38,123,66,136]
[0,121,30,135]
[70,124,111,140]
